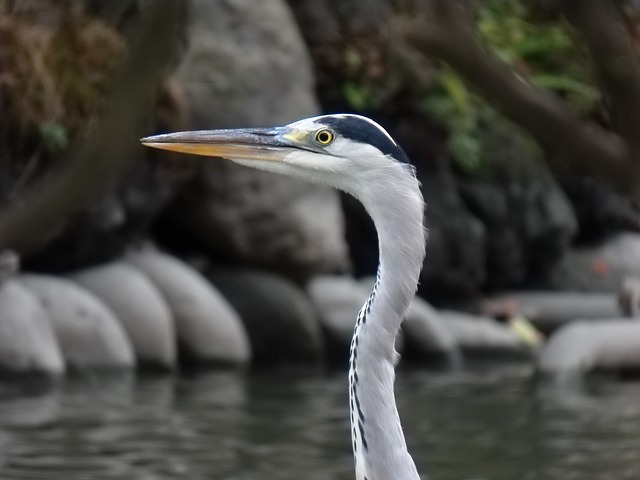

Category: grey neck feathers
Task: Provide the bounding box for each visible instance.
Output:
[349,163,426,480]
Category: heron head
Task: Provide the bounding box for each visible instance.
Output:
[141,114,413,196]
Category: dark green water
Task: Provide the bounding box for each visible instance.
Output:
[1,366,639,480]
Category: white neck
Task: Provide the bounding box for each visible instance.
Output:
[348,162,426,480]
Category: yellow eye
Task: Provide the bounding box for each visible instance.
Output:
[315,129,334,145]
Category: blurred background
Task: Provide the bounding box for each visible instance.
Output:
[2,0,640,479]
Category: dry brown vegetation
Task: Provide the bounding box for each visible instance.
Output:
[0,0,181,253]
[0,2,126,188]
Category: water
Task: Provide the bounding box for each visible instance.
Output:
[1,366,639,480]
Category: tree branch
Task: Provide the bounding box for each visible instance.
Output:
[562,0,640,163]
[402,0,638,196]
[0,1,182,253]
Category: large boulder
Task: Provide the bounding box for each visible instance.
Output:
[164,163,349,278]
[619,277,640,316]
[403,297,461,365]
[158,0,349,278]
[176,0,318,128]
[483,291,620,334]
[419,171,487,300]
[23,173,176,273]
[561,177,640,242]
[126,248,251,366]
[538,320,640,376]
[70,263,176,369]
[0,280,64,375]
[0,250,19,283]
[438,310,530,359]
[209,269,325,365]
[455,118,577,289]
[547,233,640,292]
[307,275,374,364]
[18,274,135,370]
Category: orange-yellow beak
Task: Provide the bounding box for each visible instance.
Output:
[141,127,309,161]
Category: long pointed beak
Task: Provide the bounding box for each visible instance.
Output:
[140,127,300,161]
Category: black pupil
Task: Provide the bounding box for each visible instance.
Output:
[318,131,330,143]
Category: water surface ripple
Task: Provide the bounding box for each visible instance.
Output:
[1,367,639,480]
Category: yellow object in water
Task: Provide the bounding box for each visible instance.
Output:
[507,314,544,347]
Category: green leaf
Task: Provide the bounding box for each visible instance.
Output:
[440,68,471,115]
[342,82,376,111]
[448,131,481,172]
[532,73,597,97]
[39,121,69,152]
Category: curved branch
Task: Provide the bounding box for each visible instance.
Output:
[402,0,637,196]
[0,1,181,253]
[562,0,640,162]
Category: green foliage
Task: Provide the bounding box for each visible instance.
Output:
[424,0,599,171]
[38,121,69,152]
[423,77,544,175]
[342,82,379,112]
[339,45,385,111]
[423,67,483,172]
[1,5,125,159]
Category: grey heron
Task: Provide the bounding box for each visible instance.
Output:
[142,114,426,480]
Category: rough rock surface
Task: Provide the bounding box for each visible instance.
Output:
[160,0,349,278]
[307,275,372,363]
[0,280,64,375]
[438,310,529,358]
[419,172,487,299]
[538,320,640,376]
[0,251,19,283]
[548,233,640,292]
[209,269,324,365]
[403,297,461,365]
[484,291,620,333]
[18,274,135,370]
[126,248,251,366]
[70,262,176,369]
[23,173,176,273]
[176,0,318,129]
[165,164,349,278]
[456,127,577,289]
[561,177,640,242]
[619,277,640,316]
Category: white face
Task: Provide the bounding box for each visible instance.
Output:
[231,115,404,195]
